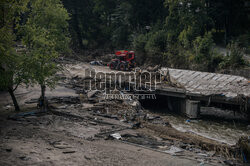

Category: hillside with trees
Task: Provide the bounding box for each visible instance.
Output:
[62,0,250,71]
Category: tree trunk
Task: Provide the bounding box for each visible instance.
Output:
[8,87,20,111]
[40,84,47,111]
[41,85,45,101]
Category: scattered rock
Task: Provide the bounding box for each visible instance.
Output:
[19,156,28,161]
[164,146,183,155]
[86,137,94,141]
[132,122,141,129]
[146,65,161,72]
[110,133,122,140]
[87,90,99,99]
[51,141,73,149]
[146,114,160,121]
[57,105,68,109]
[5,148,12,152]
[223,160,235,166]
[84,155,91,160]
[197,153,208,157]
[50,96,80,104]
[63,151,76,154]
[89,122,97,125]
[164,122,170,126]
[90,61,103,66]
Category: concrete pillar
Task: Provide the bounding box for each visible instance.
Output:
[180,99,186,114]
[185,100,200,119]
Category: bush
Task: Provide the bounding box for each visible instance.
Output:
[133,34,147,52]
[220,42,246,69]
[192,32,216,71]
[193,32,214,56]
[166,45,190,69]
[237,32,250,54]
[133,30,168,65]
[145,30,167,55]
[132,34,148,65]
[145,30,168,64]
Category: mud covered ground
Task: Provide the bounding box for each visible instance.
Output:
[0,59,247,165]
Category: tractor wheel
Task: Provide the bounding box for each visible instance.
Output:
[109,62,116,70]
[119,63,127,71]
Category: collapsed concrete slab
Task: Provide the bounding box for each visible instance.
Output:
[159,68,250,113]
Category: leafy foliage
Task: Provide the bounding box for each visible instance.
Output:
[0,0,31,87]
[60,0,249,71]
[22,0,70,89]
[219,42,246,69]
[0,0,29,110]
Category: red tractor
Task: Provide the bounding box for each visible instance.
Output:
[108,50,136,71]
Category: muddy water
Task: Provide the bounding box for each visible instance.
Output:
[151,107,250,146]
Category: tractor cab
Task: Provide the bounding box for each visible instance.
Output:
[115,50,134,61]
[108,50,136,71]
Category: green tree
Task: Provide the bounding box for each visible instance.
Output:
[192,32,215,71]
[22,0,70,111]
[220,42,246,69]
[62,0,102,49]
[0,0,29,111]
[128,0,167,31]
[207,0,250,45]
[111,1,132,48]
[165,0,212,47]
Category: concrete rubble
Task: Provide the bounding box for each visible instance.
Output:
[160,67,250,99]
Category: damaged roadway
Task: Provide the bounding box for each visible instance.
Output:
[0,59,247,166]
